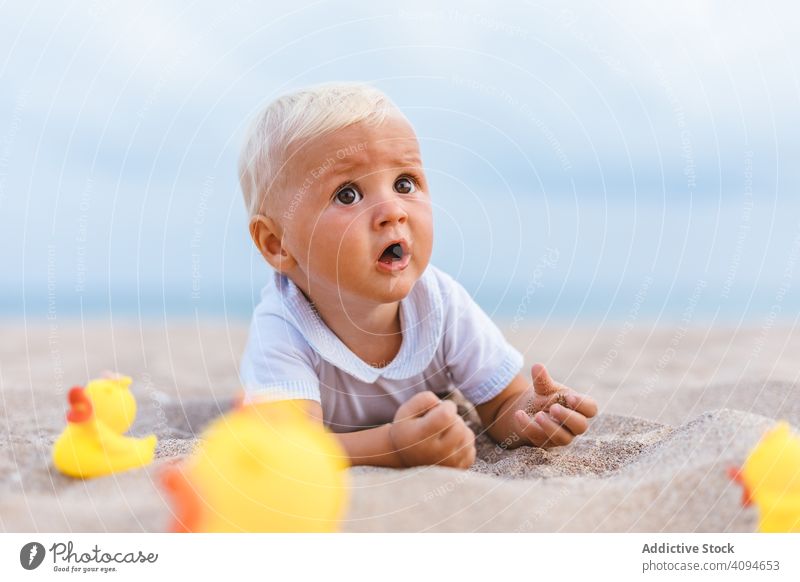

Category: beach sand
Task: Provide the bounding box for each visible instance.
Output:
[1,321,798,532]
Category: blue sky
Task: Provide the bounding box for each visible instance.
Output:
[1,0,799,321]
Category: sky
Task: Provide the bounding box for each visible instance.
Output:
[1,0,799,322]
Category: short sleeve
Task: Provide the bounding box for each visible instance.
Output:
[439,273,524,405]
[239,312,321,403]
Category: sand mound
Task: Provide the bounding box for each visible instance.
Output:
[0,402,777,532]
[343,408,773,532]
[2,322,797,532]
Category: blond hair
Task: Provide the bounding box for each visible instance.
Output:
[238,82,402,218]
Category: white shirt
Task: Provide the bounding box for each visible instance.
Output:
[239,265,524,433]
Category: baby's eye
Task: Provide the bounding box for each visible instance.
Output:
[394,176,416,194]
[334,185,362,206]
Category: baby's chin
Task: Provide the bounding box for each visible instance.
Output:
[349,269,423,305]
[376,278,418,303]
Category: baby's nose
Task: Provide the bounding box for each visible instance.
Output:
[373,199,408,228]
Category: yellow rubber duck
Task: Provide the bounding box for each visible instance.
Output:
[161,398,349,532]
[52,386,157,479]
[84,374,137,433]
[728,421,800,532]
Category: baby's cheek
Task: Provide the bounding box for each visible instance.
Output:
[414,205,434,233]
[415,221,435,259]
[313,224,361,266]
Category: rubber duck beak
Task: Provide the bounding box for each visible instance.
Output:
[161,462,203,533]
[727,466,753,507]
[66,386,92,423]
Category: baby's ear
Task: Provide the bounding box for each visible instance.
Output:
[249,214,297,272]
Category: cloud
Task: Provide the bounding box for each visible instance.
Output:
[1,0,798,317]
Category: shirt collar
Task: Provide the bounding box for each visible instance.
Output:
[270,267,444,382]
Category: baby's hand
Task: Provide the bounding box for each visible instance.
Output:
[390,391,476,469]
[513,363,598,449]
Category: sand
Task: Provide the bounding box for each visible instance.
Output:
[1,321,798,532]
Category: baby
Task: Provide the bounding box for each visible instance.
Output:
[238,83,597,469]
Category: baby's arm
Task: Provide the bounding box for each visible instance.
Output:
[305,400,401,467]
[475,363,598,449]
[305,392,476,469]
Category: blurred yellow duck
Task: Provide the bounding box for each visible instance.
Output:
[728,421,800,532]
[161,399,349,533]
[52,383,157,479]
[83,374,138,433]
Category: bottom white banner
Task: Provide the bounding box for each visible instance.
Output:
[1,533,798,581]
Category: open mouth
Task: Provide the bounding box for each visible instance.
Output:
[377,240,411,271]
[379,242,405,265]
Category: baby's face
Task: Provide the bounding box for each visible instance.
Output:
[279,112,433,306]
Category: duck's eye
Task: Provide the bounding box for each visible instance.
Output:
[334,186,362,205]
[394,176,416,194]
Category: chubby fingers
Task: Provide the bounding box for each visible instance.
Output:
[420,401,475,467]
[439,414,474,447]
[421,399,459,438]
[548,403,589,436]
[440,422,475,461]
[437,413,476,467]
[531,363,559,396]
[514,409,574,448]
[565,393,598,419]
[395,391,441,422]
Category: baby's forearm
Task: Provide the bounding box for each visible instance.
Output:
[333,423,405,468]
